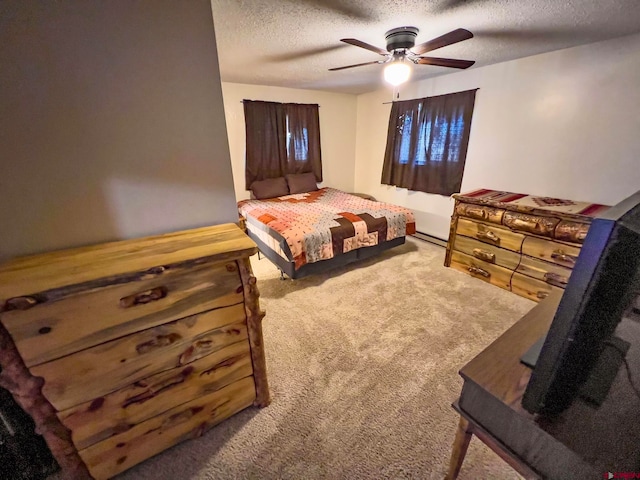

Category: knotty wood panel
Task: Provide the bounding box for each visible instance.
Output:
[452,235,520,270]
[31,304,248,411]
[58,341,253,450]
[455,203,504,224]
[79,376,256,480]
[456,218,525,253]
[0,224,257,301]
[502,211,560,238]
[449,251,512,291]
[554,220,590,244]
[3,261,243,367]
[521,236,581,269]
[511,272,562,303]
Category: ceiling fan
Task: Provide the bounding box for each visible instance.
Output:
[329,27,475,85]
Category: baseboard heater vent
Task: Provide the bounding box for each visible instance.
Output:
[411,231,447,248]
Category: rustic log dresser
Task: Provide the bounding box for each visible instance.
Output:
[445,189,609,302]
[0,223,269,479]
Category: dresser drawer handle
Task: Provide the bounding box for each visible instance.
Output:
[544,272,568,287]
[536,291,549,300]
[468,266,490,278]
[551,250,577,265]
[120,286,168,308]
[124,366,194,408]
[4,296,38,311]
[136,333,182,354]
[476,230,500,245]
[472,248,496,263]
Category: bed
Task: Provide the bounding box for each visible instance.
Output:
[238,187,416,279]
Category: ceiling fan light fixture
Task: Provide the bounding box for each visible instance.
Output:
[384,59,411,86]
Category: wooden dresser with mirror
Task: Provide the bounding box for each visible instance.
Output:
[445,189,609,302]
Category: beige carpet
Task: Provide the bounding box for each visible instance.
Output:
[112,237,533,479]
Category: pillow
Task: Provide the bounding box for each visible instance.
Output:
[286,173,318,194]
[250,177,289,199]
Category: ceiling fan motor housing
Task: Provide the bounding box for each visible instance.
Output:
[384,26,419,52]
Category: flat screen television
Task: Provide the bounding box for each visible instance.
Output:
[522,190,640,415]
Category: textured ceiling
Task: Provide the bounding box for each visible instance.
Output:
[210,0,640,95]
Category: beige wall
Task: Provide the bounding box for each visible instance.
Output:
[354,33,640,239]
[221,82,358,201]
[0,0,237,261]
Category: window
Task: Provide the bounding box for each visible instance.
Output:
[285,114,309,162]
[381,89,477,196]
[243,100,322,190]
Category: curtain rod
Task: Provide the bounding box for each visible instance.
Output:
[381,87,479,104]
[240,100,320,107]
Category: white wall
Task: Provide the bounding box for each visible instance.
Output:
[0,0,238,260]
[355,33,640,239]
[221,83,358,201]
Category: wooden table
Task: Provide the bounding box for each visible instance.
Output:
[446,290,640,479]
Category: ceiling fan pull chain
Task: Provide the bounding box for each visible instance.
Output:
[390,86,397,102]
[392,85,401,101]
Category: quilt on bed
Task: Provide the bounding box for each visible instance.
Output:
[238,188,416,269]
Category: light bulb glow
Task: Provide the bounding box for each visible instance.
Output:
[384,61,411,86]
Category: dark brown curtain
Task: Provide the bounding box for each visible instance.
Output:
[244,100,322,189]
[244,101,287,189]
[381,89,477,196]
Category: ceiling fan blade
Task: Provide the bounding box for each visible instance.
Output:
[415,57,475,69]
[329,61,385,71]
[433,0,484,12]
[265,45,346,62]
[473,27,580,42]
[341,38,389,56]
[293,0,374,20]
[412,28,473,55]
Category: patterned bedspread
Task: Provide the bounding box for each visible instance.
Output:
[238,188,416,269]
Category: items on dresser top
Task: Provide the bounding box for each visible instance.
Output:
[444,189,609,302]
[0,224,269,480]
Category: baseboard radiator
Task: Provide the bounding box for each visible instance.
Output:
[411,231,447,248]
[409,209,449,248]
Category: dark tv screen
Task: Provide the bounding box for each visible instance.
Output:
[522,190,640,415]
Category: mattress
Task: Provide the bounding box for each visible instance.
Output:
[238,188,416,270]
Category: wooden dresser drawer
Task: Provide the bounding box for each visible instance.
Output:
[554,220,590,244]
[516,255,572,288]
[456,218,525,253]
[521,236,580,269]
[58,340,253,450]
[31,303,248,411]
[78,376,257,479]
[502,211,560,238]
[452,235,520,271]
[449,251,512,291]
[455,203,505,224]
[2,259,244,367]
[511,272,562,302]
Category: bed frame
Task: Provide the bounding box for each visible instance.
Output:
[246,229,406,279]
